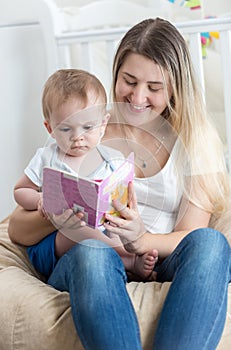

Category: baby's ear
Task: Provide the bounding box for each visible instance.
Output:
[44,120,53,134]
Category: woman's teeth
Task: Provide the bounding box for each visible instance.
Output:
[131,104,146,110]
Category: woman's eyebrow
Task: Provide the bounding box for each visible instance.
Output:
[123,72,163,85]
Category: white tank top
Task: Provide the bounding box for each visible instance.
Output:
[134,140,183,234]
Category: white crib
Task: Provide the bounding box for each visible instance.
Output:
[0,0,231,219]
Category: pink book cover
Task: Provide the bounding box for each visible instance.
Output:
[43,153,134,228]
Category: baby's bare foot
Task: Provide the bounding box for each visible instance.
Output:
[133,249,158,281]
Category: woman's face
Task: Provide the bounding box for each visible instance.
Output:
[115,53,172,127]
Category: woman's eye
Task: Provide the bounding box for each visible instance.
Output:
[149,85,163,92]
[149,87,159,92]
[124,78,136,86]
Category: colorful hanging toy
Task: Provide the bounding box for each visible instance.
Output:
[168,1,220,58]
[184,0,201,10]
[167,0,201,9]
[201,29,220,58]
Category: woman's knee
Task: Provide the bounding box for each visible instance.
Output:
[189,227,228,247]
[183,228,230,264]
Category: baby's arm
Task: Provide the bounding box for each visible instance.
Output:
[14,174,40,210]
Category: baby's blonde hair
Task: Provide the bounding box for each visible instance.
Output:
[42,69,107,121]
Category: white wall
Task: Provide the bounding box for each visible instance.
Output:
[203,0,231,16]
[0,23,48,220]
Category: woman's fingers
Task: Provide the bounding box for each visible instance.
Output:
[103,182,145,241]
[104,208,145,246]
[127,181,138,211]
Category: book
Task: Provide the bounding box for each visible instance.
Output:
[42,153,134,228]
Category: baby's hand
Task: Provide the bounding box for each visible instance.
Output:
[48,209,99,243]
[48,209,86,231]
[37,193,49,220]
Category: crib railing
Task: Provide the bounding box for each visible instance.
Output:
[53,17,231,168]
[54,18,231,83]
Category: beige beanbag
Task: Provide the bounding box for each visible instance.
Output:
[0,217,231,350]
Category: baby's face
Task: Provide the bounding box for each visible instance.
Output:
[46,97,107,158]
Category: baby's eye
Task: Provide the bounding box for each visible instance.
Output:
[83,124,95,131]
[59,126,71,132]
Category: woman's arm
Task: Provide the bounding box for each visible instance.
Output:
[103,182,211,259]
[8,206,55,246]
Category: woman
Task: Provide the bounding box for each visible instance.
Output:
[9,18,231,349]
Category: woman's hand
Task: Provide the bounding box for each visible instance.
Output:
[103,182,146,253]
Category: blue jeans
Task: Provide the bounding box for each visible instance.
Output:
[48,228,231,350]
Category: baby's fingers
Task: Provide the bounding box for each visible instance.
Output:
[49,209,86,229]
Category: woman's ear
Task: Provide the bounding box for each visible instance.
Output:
[44,120,53,134]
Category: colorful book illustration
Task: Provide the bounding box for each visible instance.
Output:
[43,153,134,228]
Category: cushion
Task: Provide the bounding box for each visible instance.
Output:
[0,218,231,349]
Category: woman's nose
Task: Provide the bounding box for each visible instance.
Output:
[130,85,147,105]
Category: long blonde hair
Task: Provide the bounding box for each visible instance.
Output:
[112,18,230,216]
